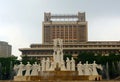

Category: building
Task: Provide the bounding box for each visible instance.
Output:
[19,12,120,60]
[43,12,87,44]
[0,41,12,57]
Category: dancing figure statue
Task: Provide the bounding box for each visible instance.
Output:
[49,62,55,71]
[56,50,60,63]
[31,62,39,76]
[60,52,64,63]
[17,62,25,76]
[61,60,66,71]
[53,51,56,62]
[92,61,103,75]
[59,39,63,48]
[84,61,91,75]
[66,57,70,70]
[25,62,31,76]
[77,61,84,75]
[38,64,41,72]
[41,58,46,71]
[71,57,75,71]
[13,64,18,76]
[46,57,50,71]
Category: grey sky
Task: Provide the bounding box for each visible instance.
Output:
[0,0,120,58]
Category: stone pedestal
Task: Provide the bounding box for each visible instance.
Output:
[89,75,102,81]
[14,71,102,81]
[14,76,41,81]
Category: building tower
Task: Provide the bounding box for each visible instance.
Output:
[0,41,11,57]
[43,12,88,44]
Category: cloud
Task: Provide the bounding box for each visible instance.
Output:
[0,24,30,58]
[0,0,120,59]
[88,16,120,41]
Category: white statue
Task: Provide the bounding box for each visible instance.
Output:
[53,39,57,47]
[17,62,25,76]
[84,61,91,75]
[31,62,39,76]
[46,57,50,71]
[13,64,19,75]
[52,38,65,70]
[66,57,70,71]
[38,64,41,72]
[25,62,31,76]
[53,51,56,62]
[61,60,66,71]
[56,50,61,63]
[71,57,75,71]
[49,62,55,71]
[92,61,98,75]
[91,61,103,75]
[59,39,63,48]
[60,52,64,62]
[77,61,83,75]
[41,58,46,71]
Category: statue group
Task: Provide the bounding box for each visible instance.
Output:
[14,60,102,76]
[40,56,75,71]
[14,38,102,77]
[77,61,103,75]
[14,62,41,76]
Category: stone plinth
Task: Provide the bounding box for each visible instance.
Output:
[14,71,102,81]
[39,71,77,80]
[14,76,41,81]
[89,75,102,81]
[75,75,102,81]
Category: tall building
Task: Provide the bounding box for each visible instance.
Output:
[43,12,87,44]
[19,12,120,60]
[0,41,12,57]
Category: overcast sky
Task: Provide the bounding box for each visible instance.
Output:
[0,0,120,58]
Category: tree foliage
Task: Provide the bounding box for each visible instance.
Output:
[63,54,72,61]
[0,55,18,80]
[21,55,38,64]
[0,55,39,80]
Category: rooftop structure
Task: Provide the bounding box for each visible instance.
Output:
[44,12,86,22]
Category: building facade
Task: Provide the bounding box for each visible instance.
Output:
[0,41,11,57]
[43,12,88,44]
[19,12,120,60]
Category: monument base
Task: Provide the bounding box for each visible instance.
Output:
[14,71,102,81]
[76,75,102,81]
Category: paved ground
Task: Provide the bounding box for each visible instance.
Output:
[0,80,120,82]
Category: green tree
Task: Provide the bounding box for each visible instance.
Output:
[21,55,38,65]
[63,54,72,61]
[0,55,18,80]
[77,52,95,63]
